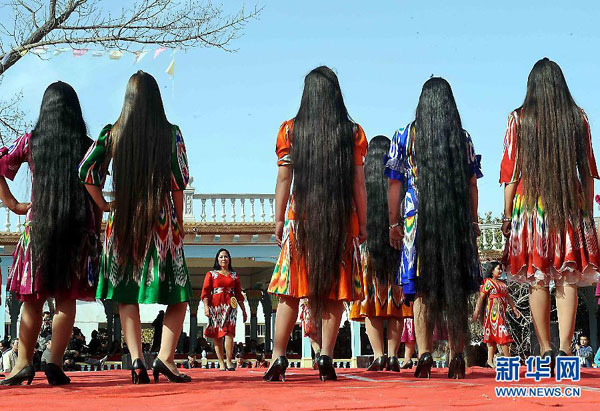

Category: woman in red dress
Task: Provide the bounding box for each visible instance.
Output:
[473,262,520,368]
[500,58,599,369]
[202,248,247,371]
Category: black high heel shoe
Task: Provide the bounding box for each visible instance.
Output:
[131,358,150,384]
[367,355,388,371]
[0,364,35,386]
[448,353,466,379]
[263,356,289,382]
[414,352,433,378]
[387,356,401,372]
[317,355,337,381]
[44,363,70,386]
[401,359,414,370]
[542,350,555,378]
[152,358,192,383]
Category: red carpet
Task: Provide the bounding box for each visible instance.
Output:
[2,367,600,410]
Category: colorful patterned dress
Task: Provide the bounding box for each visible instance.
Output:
[350,244,403,320]
[385,123,483,302]
[480,278,514,345]
[78,124,192,304]
[400,302,415,343]
[201,271,244,338]
[500,110,600,287]
[0,133,100,302]
[268,119,366,301]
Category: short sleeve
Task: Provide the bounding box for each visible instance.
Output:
[480,278,492,296]
[384,126,408,181]
[276,120,293,166]
[582,111,599,179]
[78,125,112,186]
[353,124,368,166]
[0,132,31,180]
[465,131,483,179]
[171,126,190,191]
[499,112,520,184]
[200,271,213,301]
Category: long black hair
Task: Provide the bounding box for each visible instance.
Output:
[413,77,479,347]
[30,81,91,293]
[212,248,234,271]
[291,66,355,318]
[517,58,591,232]
[111,71,172,268]
[365,135,399,284]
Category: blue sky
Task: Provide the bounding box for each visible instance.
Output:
[1,0,600,216]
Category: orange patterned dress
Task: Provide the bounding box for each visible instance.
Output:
[268,119,367,301]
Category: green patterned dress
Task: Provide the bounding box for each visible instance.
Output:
[78,124,192,304]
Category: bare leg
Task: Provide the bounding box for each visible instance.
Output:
[498,344,510,357]
[321,300,344,357]
[224,334,234,367]
[529,286,552,354]
[487,343,496,367]
[413,296,432,355]
[365,317,385,358]
[119,303,143,364]
[49,298,76,367]
[403,341,415,363]
[7,300,44,378]
[555,284,578,355]
[271,296,300,359]
[214,337,225,369]
[387,317,402,358]
[157,302,187,374]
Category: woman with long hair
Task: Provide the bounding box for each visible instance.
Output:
[79,71,192,384]
[387,77,482,379]
[0,82,101,386]
[201,248,247,370]
[472,261,520,368]
[350,135,403,371]
[500,58,599,369]
[265,66,367,382]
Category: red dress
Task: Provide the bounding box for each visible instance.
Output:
[201,270,244,338]
[481,278,514,345]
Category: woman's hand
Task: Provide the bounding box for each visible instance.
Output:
[275,221,284,246]
[204,305,210,317]
[471,311,479,323]
[242,310,248,323]
[358,224,367,244]
[12,202,31,215]
[501,220,511,238]
[389,225,403,250]
[512,307,521,319]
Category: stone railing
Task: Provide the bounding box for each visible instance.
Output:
[185,191,275,224]
[478,223,506,252]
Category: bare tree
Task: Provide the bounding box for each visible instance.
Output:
[0,0,261,141]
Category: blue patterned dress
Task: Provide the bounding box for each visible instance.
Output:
[384,122,483,302]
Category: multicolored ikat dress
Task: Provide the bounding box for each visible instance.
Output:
[78,124,192,304]
[385,122,483,302]
[268,119,367,302]
[201,270,244,338]
[349,244,403,320]
[0,133,100,302]
[480,278,514,345]
[500,110,600,287]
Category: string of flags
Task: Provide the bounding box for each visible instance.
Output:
[14,45,176,77]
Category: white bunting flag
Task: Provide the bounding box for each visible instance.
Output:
[109,50,124,60]
[134,50,148,64]
[53,47,70,56]
[31,46,47,55]
[165,58,175,77]
[92,50,106,57]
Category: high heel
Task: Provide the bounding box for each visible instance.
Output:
[413,352,433,378]
[401,359,414,370]
[152,358,192,383]
[0,364,35,386]
[44,363,70,386]
[448,353,466,379]
[542,350,555,378]
[131,358,150,384]
[317,355,337,381]
[367,355,388,371]
[387,356,401,372]
[263,356,289,382]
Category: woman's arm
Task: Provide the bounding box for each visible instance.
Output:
[507,294,521,318]
[0,176,30,215]
[472,292,485,323]
[353,165,367,243]
[172,190,185,238]
[469,175,481,237]
[388,179,403,249]
[274,166,292,246]
[84,184,111,212]
[502,182,518,237]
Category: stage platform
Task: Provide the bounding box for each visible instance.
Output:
[2,367,600,410]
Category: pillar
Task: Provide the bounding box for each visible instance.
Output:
[189,290,201,354]
[270,295,278,355]
[301,316,313,368]
[580,286,599,351]
[8,292,22,339]
[245,289,263,343]
[350,320,361,367]
[102,299,114,343]
[261,292,272,352]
